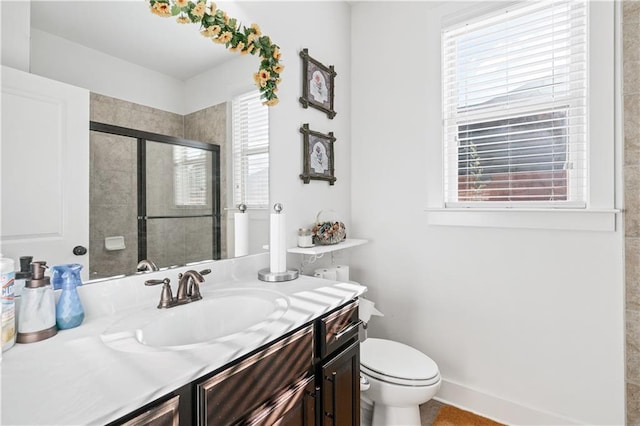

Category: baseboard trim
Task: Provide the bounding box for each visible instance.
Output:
[434,379,583,425]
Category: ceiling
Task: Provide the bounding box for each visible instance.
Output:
[30,1,253,81]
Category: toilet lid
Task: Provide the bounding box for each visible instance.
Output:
[361,338,440,385]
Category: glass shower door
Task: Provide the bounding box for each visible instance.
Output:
[143,140,220,268]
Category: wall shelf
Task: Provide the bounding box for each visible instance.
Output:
[287,238,368,255]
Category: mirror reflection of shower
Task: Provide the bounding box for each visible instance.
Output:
[89,122,220,279]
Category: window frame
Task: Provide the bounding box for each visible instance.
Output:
[231,90,270,210]
[442,0,588,209]
[173,145,210,208]
[426,0,618,231]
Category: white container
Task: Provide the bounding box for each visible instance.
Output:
[1,256,16,352]
[298,228,314,248]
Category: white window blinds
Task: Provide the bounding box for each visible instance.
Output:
[173,145,208,206]
[442,0,587,207]
[232,90,269,209]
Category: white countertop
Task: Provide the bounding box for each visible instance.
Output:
[0,254,366,425]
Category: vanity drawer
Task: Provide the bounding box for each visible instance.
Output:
[239,374,316,426]
[196,325,314,426]
[318,299,360,359]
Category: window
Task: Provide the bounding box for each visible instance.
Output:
[442,0,587,208]
[173,145,208,206]
[232,90,269,209]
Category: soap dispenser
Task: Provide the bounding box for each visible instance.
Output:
[16,261,57,343]
[52,263,84,330]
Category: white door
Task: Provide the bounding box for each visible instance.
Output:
[1,66,89,280]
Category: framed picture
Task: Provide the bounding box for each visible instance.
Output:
[299,48,337,119]
[299,124,336,185]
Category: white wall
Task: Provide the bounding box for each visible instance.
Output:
[186,1,353,257]
[187,1,354,262]
[350,2,625,425]
[1,1,30,72]
[30,29,185,115]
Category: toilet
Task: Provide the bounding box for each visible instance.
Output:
[360,338,441,426]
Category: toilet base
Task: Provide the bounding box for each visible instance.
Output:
[361,395,374,426]
[371,405,421,426]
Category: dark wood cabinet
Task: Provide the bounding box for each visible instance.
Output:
[108,299,360,426]
[197,325,314,426]
[320,341,360,426]
[242,375,316,425]
[109,394,182,426]
[316,300,361,426]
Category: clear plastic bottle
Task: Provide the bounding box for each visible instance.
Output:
[1,255,16,352]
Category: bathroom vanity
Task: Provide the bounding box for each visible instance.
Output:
[111,299,360,425]
[0,254,365,425]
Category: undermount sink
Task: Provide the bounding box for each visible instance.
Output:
[101,288,289,351]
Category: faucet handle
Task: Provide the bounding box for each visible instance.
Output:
[144,279,164,286]
[156,278,174,309]
[199,269,211,276]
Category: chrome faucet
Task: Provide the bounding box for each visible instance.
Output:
[145,269,211,309]
[137,259,158,272]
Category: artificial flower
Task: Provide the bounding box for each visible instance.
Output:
[192,2,206,17]
[201,25,220,38]
[218,31,233,44]
[148,0,282,106]
[229,41,245,53]
[151,2,171,17]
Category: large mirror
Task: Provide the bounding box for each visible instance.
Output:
[3,1,270,281]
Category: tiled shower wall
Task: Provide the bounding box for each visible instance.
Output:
[625,1,640,424]
[89,94,228,278]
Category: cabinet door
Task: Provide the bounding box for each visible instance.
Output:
[321,341,360,426]
[241,375,316,426]
[197,325,313,425]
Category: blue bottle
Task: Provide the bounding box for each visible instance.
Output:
[52,264,84,330]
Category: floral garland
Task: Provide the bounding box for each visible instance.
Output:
[149,0,282,106]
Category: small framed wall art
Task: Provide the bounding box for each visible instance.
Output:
[299,48,337,119]
[300,124,336,185]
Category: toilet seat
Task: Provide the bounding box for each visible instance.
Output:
[361,338,440,387]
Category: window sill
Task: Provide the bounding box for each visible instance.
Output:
[425,208,620,232]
